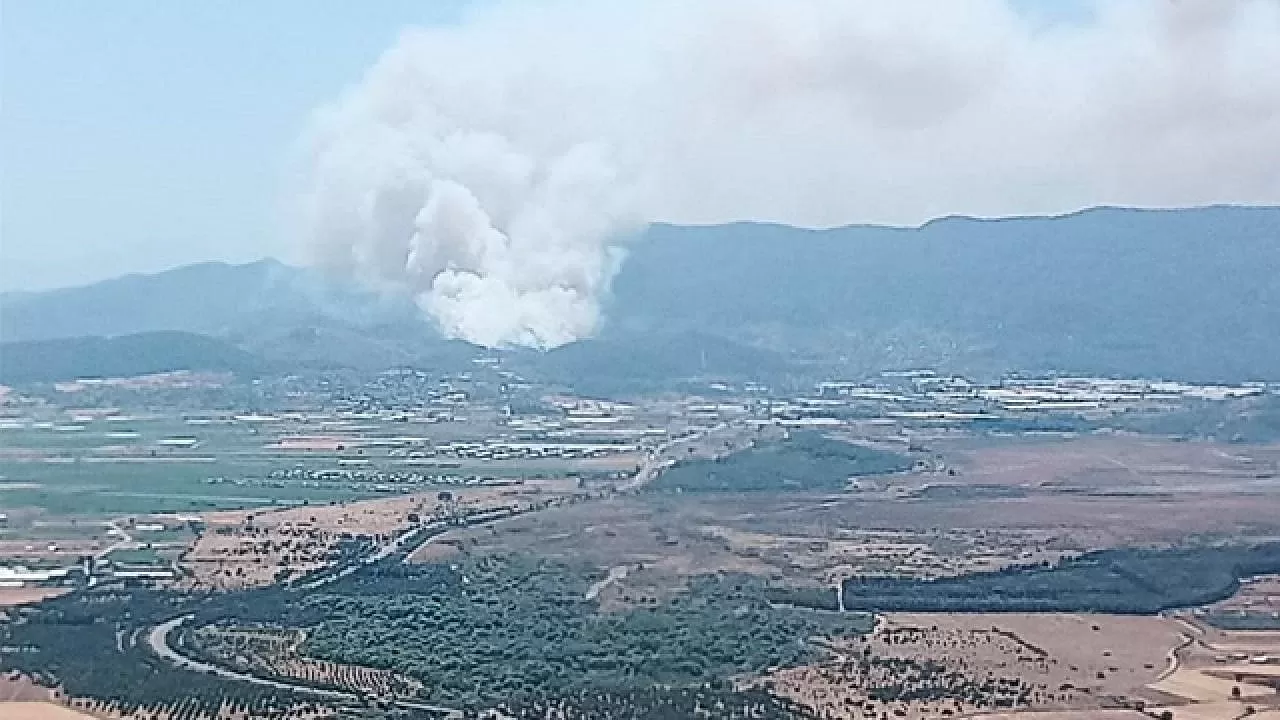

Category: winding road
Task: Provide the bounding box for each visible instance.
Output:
[147,616,461,717]
[142,441,699,716]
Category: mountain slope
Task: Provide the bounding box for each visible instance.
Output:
[608,205,1280,381]
[1,259,297,341]
[0,331,265,384]
[0,259,424,344]
[2,205,1277,383]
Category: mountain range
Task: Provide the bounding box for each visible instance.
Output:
[2,205,1277,388]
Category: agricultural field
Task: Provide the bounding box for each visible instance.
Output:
[0,705,95,720]
[0,412,620,509]
[0,587,69,607]
[0,398,640,579]
[6,379,1280,720]
[0,413,389,517]
[420,432,1280,614]
[1205,574,1280,629]
[764,613,1181,719]
[188,626,424,699]
[933,434,1280,498]
[183,476,579,590]
[417,493,1078,612]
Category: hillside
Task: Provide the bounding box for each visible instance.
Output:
[0,331,265,384]
[0,258,426,346]
[607,205,1280,382]
[1,259,300,341]
[2,205,1277,384]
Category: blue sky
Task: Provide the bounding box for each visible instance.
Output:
[7,1,1271,297]
[2,1,467,291]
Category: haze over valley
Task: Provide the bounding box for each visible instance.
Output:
[3,2,1280,720]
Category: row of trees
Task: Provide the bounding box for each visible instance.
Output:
[488,686,822,719]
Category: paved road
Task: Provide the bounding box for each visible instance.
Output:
[295,521,450,589]
[97,518,135,558]
[144,466,650,716]
[401,524,448,565]
[147,617,356,700]
[148,616,461,716]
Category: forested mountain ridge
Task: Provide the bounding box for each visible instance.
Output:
[3,205,1276,385]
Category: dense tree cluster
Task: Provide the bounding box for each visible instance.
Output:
[0,600,309,718]
[299,555,869,707]
[651,431,911,493]
[489,686,822,719]
[832,542,1280,613]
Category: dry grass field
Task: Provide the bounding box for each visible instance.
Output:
[938,437,1280,494]
[415,446,1280,611]
[182,477,579,590]
[0,673,58,703]
[0,587,70,607]
[1145,702,1278,720]
[0,703,97,720]
[764,613,1181,719]
[962,707,1146,712]
[1142,613,1280,716]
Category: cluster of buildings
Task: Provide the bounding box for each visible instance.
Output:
[688,371,1276,435]
[0,554,177,592]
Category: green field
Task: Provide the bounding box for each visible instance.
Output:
[1,416,390,515]
[0,412,618,517]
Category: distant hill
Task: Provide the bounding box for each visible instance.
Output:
[2,205,1277,384]
[607,205,1280,382]
[0,331,265,384]
[1,259,301,341]
[0,258,430,341]
[0,258,464,371]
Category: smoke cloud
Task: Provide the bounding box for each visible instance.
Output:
[296,0,1280,348]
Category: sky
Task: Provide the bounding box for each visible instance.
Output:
[2,0,1278,296]
[1,1,467,291]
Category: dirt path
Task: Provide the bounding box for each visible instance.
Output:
[584,565,628,601]
[97,517,134,558]
[1157,631,1194,681]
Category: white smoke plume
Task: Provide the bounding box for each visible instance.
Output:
[296,0,1280,349]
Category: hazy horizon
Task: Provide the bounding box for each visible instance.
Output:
[3,201,1276,295]
[4,0,1278,305]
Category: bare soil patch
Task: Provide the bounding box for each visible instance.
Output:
[184,478,578,590]
[0,587,69,607]
[967,707,1152,712]
[0,702,97,720]
[764,613,1182,720]
[939,437,1280,494]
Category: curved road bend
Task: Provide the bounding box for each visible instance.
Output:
[148,616,461,717]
